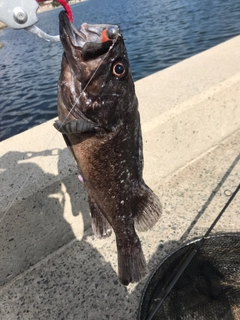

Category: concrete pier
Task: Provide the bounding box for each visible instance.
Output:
[0,36,239,319]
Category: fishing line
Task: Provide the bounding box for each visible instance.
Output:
[59,41,116,130]
[0,41,115,225]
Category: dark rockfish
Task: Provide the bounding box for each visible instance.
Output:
[55,11,162,285]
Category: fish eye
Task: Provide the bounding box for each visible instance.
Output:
[112,62,126,77]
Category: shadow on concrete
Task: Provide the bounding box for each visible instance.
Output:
[0,149,71,285]
[1,150,239,318]
[0,148,129,319]
[0,148,108,289]
[57,148,92,232]
[134,153,240,319]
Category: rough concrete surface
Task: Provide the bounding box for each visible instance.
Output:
[0,124,89,286]
[0,129,239,320]
[1,36,240,287]
[139,36,240,184]
[0,35,240,319]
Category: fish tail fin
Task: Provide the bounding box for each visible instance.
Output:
[117,239,147,286]
[133,183,162,232]
[89,198,112,238]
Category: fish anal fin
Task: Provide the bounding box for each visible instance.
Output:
[89,198,112,239]
[133,184,162,232]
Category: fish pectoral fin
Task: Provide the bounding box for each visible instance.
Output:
[89,197,112,239]
[133,183,162,232]
[53,118,97,134]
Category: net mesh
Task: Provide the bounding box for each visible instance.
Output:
[139,233,240,320]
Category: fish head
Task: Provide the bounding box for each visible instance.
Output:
[58,11,137,130]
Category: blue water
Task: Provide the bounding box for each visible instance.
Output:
[0,0,240,141]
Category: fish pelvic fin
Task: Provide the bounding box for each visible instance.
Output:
[89,198,112,239]
[133,183,162,232]
[117,238,147,286]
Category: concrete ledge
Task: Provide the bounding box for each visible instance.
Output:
[1,36,240,286]
[0,130,239,319]
[137,35,240,184]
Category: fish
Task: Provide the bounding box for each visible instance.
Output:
[54,11,162,285]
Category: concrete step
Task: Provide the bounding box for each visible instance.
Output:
[1,35,240,288]
[0,35,240,319]
[0,129,239,320]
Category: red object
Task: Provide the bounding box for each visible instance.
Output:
[101,29,110,43]
[56,0,73,22]
[36,0,73,22]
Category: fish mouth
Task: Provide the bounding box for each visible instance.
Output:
[59,11,120,60]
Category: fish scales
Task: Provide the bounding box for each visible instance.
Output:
[55,11,162,285]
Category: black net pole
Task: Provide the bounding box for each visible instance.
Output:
[145,183,240,320]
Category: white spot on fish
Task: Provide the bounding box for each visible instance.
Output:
[86,99,92,106]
